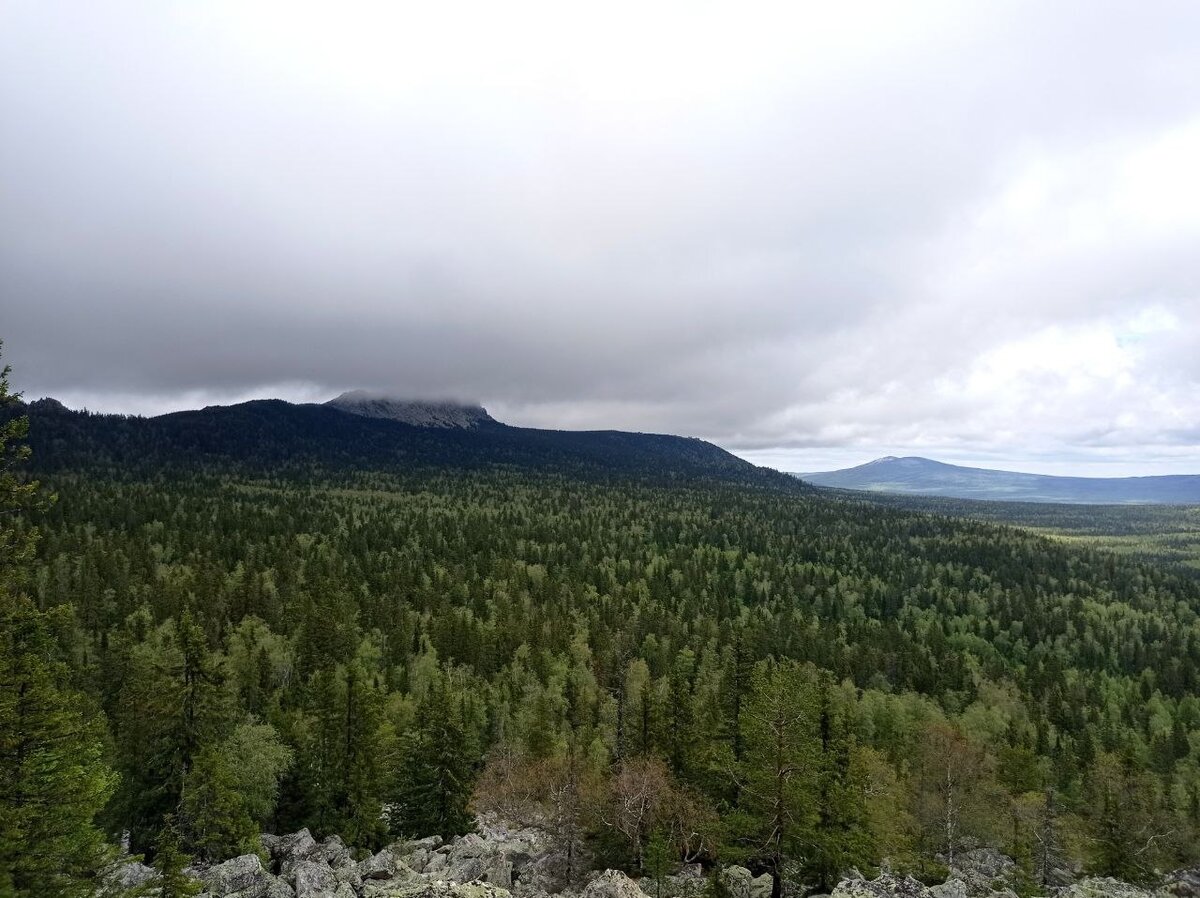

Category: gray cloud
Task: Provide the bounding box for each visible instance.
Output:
[2,1,1199,476]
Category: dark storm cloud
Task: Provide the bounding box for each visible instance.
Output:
[2,1,1198,475]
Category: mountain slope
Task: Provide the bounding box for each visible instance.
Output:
[799,455,1200,504]
[11,397,800,491]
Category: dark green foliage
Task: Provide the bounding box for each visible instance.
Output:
[0,348,117,898]
[390,677,477,840]
[153,815,201,898]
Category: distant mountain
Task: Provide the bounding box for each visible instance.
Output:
[798,455,1200,504]
[326,390,496,429]
[10,396,800,492]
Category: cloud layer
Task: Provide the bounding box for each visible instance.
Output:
[2,1,1198,475]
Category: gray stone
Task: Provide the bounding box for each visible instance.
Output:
[1060,878,1159,898]
[279,830,320,864]
[203,854,272,897]
[722,866,771,898]
[484,856,515,889]
[1164,871,1200,898]
[289,858,339,898]
[315,834,355,870]
[942,850,1019,898]
[831,874,935,898]
[581,870,646,898]
[110,859,158,890]
[360,848,401,881]
[929,880,968,898]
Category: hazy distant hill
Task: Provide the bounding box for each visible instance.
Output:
[798,455,1200,504]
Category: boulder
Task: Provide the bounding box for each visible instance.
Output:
[514,851,570,895]
[289,858,339,898]
[203,854,283,898]
[929,881,968,898]
[582,869,646,898]
[361,848,401,881]
[941,850,1019,898]
[372,883,513,898]
[721,866,773,898]
[831,874,936,898]
[484,856,515,889]
[315,834,356,870]
[109,859,158,891]
[1164,871,1200,898]
[1060,878,1160,898]
[278,830,320,864]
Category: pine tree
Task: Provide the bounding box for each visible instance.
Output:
[728,661,819,898]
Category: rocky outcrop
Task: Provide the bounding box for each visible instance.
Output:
[1059,879,1161,898]
[832,874,934,898]
[326,392,497,429]
[938,849,1019,898]
[582,870,646,898]
[201,853,294,897]
[107,825,1187,898]
[1163,870,1200,898]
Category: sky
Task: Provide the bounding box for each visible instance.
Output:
[2,1,1198,477]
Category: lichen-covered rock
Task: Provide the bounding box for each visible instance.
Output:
[831,873,934,898]
[582,869,646,898]
[360,848,402,881]
[378,881,515,898]
[484,856,515,889]
[108,859,159,891]
[314,834,355,870]
[277,830,319,865]
[514,851,570,895]
[1059,878,1159,898]
[289,858,339,898]
[940,850,1019,898]
[1164,870,1200,898]
[929,880,968,898]
[202,854,289,898]
[720,865,772,898]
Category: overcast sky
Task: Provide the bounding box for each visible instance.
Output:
[2,2,1198,476]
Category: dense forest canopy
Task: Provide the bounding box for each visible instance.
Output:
[4,384,1200,895]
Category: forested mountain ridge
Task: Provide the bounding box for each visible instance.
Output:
[8,381,1200,895]
[799,456,1200,504]
[10,396,796,491]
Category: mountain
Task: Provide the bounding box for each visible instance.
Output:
[798,455,1200,504]
[326,390,497,428]
[10,395,799,491]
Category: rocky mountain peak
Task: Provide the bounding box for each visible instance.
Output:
[326,390,496,429]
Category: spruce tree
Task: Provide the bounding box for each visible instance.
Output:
[0,348,117,898]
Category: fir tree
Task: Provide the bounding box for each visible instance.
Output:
[0,348,118,898]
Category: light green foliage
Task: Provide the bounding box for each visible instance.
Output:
[181,722,292,860]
